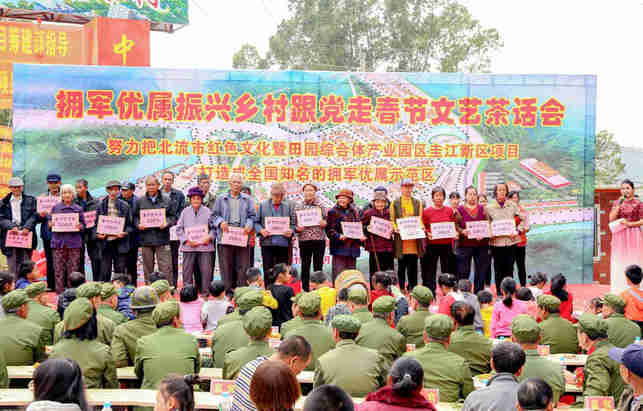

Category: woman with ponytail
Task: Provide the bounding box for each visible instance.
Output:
[490,277,527,338]
[546,273,576,323]
[357,357,437,411]
[154,374,200,411]
[27,358,88,411]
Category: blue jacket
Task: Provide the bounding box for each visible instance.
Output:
[209,192,256,242]
[118,286,136,320]
[254,199,295,247]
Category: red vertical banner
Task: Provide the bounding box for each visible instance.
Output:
[85,17,150,67]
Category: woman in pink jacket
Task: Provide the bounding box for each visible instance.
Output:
[358,357,437,411]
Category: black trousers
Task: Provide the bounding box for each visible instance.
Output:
[421,244,454,294]
[456,245,491,293]
[514,245,527,286]
[261,245,289,287]
[80,240,101,282]
[44,239,55,290]
[299,240,325,291]
[170,240,180,287]
[491,245,516,292]
[100,241,127,282]
[125,246,139,285]
[397,254,418,292]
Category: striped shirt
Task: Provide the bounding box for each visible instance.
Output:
[231,356,270,411]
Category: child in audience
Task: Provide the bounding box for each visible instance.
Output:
[370,271,393,308]
[268,263,294,328]
[491,277,528,338]
[526,272,548,298]
[586,297,603,317]
[388,270,409,325]
[310,270,337,318]
[247,267,278,309]
[458,279,483,332]
[621,265,643,334]
[200,280,230,331]
[516,286,539,319]
[15,260,38,289]
[477,289,494,337]
[179,285,204,333]
[286,267,303,295]
[437,273,460,316]
[546,273,576,323]
[0,270,14,318]
[112,273,135,320]
[325,287,352,326]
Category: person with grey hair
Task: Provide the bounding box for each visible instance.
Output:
[161,171,186,288]
[0,176,38,277]
[49,184,86,293]
[255,182,295,287]
[133,175,177,284]
[210,173,256,292]
[196,174,216,285]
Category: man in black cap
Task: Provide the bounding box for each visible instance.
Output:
[609,343,643,411]
[74,178,100,279]
[38,173,62,289]
[95,181,133,283]
[160,171,185,287]
[0,177,38,277]
[119,181,139,282]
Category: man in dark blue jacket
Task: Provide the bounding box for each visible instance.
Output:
[0,177,38,277]
[74,178,100,279]
[38,173,62,290]
[161,171,185,288]
[119,181,139,285]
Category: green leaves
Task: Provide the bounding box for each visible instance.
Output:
[595,129,625,186]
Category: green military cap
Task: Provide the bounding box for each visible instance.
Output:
[372,295,396,314]
[298,292,321,316]
[64,298,93,331]
[151,280,173,296]
[424,313,454,340]
[511,314,541,343]
[130,286,159,309]
[101,283,118,300]
[536,294,561,311]
[332,314,361,333]
[234,286,250,301]
[1,289,29,312]
[577,313,609,336]
[237,290,264,311]
[76,282,102,299]
[602,293,626,311]
[291,292,303,304]
[347,286,368,304]
[152,300,180,325]
[243,306,273,338]
[25,282,47,298]
[410,285,434,305]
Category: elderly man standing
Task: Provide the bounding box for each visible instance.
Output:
[210,174,256,292]
[161,171,185,288]
[0,177,38,277]
[38,173,62,290]
[255,182,294,286]
[119,181,139,284]
[133,175,176,284]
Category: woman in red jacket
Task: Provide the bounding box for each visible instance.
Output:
[547,273,577,323]
[358,357,436,411]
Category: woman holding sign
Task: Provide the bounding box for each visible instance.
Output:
[486,183,528,293]
[326,188,364,282]
[95,181,133,283]
[176,187,214,294]
[362,191,394,280]
[421,186,457,294]
[608,179,643,292]
[294,183,328,291]
[49,184,86,294]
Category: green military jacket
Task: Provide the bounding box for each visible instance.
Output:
[135,326,200,390]
[519,349,565,406]
[218,310,241,327]
[54,314,115,346]
[284,319,335,371]
[314,339,386,398]
[27,300,61,346]
[583,339,626,400]
[540,313,579,354]
[212,320,249,368]
[97,304,128,326]
[396,308,431,349]
[448,325,492,376]
[403,341,474,403]
[356,317,405,371]
[49,338,118,389]
[280,316,304,338]
[112,311,157,368]
[0,349,8,388]
[605,313,641,348]
[352,307,374,324]
[223,340,274,380]
[0,314,46,365]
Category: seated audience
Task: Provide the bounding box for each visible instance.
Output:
[27,358,89,411]
[491,277,527,338]
[477,289,494,337]
[112,273,135,320]
[537,294,579,354]
[621,264,643,334]
[57,271,85,318]
[369,271,393,308]
[15,260,37,289]
[516,287,539,319]
[201,280,230,331]
[268,263,295,328]
[526,272,547,298]
[304,385,354,411]
[602,293,641,348]
[546,273,575,323]
[310,270,337,318]
[154,374,200,411]
[516,378,554,411]
[448,301,492,376]
[457,279,483,332]
[179,285,204,333]
[325,287,352,327]
[437,273,459,316]
[250,360,301,411]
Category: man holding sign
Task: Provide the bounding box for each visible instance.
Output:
[74,179,101,280]
[255,183,295,286]
[176,187,214,293]
[38,173,62,290]
[95,181,132,283]
[0,177,38,277]
[133,175,177,284]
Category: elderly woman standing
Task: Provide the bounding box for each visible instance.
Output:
[326,189,364,282]
[294,183,328,291]
[255,183,295,287]
[50,184,85,294]
[176,187,214,294]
